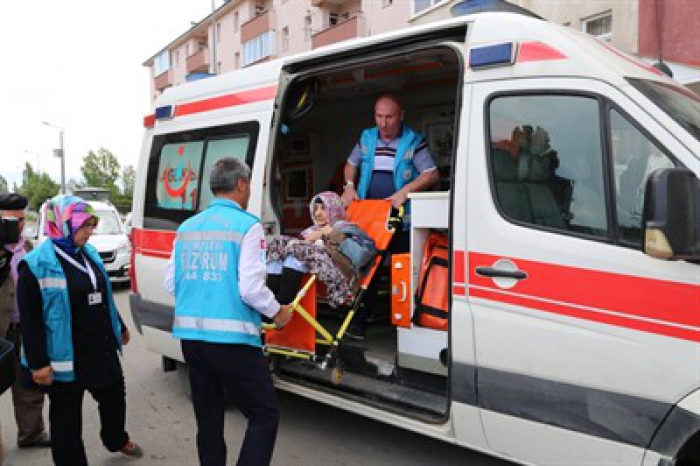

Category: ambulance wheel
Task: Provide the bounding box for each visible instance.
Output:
[330,365,343,386]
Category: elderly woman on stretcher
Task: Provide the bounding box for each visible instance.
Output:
[266,191,376,308]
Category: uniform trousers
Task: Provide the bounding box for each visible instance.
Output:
[181,339,280,466]
[6,324,46,445]
[47,378,128,466]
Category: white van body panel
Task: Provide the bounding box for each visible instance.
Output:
[130,11,700,465]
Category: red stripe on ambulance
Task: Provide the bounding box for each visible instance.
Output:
[468,251,700,341]
[131,228,175,259]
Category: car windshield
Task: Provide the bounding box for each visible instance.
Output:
[627,78,700,142]
[92,210,123,235]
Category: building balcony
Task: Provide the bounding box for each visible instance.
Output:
[241,9,274,43]
[187,48,210,74]
[311,0,348,6]
[312,15,364,49]
[154,70,172,91]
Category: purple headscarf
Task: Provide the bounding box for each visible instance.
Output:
[301,191,348,239]
[43,195,97,254]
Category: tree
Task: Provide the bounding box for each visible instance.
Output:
[121,165,136,198]
[81,148,120,196]
[18,163,60,210]
[0,173,7,194]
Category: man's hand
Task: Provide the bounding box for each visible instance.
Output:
[273,304,293,328]
[32,366,53,386]
[122,329,131,346]
[341,186,358,207]
[387,188,408,209]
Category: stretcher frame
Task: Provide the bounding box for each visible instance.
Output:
[263,200,403,373]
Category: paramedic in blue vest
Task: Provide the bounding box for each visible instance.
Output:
[340,94,439,339]
[165,158,293,466]
[17,195,142,465]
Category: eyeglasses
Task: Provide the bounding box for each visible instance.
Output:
[81,222,98,230]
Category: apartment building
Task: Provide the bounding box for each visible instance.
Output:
[144,0,422,100]
[144,0,699,100]
[411,0,699,93]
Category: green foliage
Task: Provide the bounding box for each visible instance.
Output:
[121,165,136,198]
[81,148,121,197]
[18,163,60,210]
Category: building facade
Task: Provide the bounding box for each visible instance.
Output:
[145,0,699,100]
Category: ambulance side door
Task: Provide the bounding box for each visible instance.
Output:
[465,77,700,465]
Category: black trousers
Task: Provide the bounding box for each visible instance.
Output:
[181,340,280,466]
[47,377,128,466]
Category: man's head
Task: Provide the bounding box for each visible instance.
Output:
[209,158,252,209]
[374,94,404,141]
[0,193,29,243]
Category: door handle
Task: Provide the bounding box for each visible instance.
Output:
[475,266,527,280]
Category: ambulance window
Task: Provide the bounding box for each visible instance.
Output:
[154,141,204,211]
[144,121,259,230]
[198,136,251,210]
[488,94,608,238]
[610,109,675,244]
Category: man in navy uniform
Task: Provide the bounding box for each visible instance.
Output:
[165,158,292,466]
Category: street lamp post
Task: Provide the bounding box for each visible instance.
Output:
[42,121,66,194]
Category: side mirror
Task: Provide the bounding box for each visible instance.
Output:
[643,168,700,260]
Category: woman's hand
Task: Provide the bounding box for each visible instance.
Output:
[305,230,323,242]
[32,366,53,386]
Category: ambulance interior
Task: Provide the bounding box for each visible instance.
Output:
[265,45,461,420]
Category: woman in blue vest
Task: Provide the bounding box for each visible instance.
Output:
[17,195,142,465]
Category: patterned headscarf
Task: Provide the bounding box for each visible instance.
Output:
[301,191,348,238]
[44,195,97,254]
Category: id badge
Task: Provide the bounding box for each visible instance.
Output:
[88,292,103,306]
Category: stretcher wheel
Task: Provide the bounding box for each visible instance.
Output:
[330,365,343,386]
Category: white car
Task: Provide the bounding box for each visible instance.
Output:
[34,200,131,285]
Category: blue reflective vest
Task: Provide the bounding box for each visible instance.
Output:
[21,241,123,382]
[173,198,262,346]
[356,125,423,200]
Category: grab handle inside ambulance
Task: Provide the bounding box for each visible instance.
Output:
[475,266,527,280]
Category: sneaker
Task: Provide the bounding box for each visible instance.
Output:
[18,432,51,448]
[120,440,144,458]
[345,325,365,341]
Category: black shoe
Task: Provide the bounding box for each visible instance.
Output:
[345,325,365,341]
[120,440,144,458]
[18,432,51,448]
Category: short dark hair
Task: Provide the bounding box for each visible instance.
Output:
[209,158,251,195]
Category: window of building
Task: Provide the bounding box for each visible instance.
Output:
[583,12,613,42]
[382,0,393,7]
[280,27,289,52]
[329,13,339,27]
[242,31,274,66]
[144,122,260,228]
[233,11,239,32]
[172,50,179,67]
[488,94,608,238]
[255,4,265,15]
[413,0,442,15]
[154,49,170,75]
[610,109,675,244]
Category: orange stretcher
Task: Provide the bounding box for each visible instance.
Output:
[263,199,402,377]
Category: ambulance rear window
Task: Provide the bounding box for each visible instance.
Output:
[144,121,259,230]
[627,78,700,142]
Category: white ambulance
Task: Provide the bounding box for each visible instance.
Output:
[129,11,700,465]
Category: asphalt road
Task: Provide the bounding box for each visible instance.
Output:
[1,288,513,465]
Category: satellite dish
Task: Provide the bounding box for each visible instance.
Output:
[450,0,543,19]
